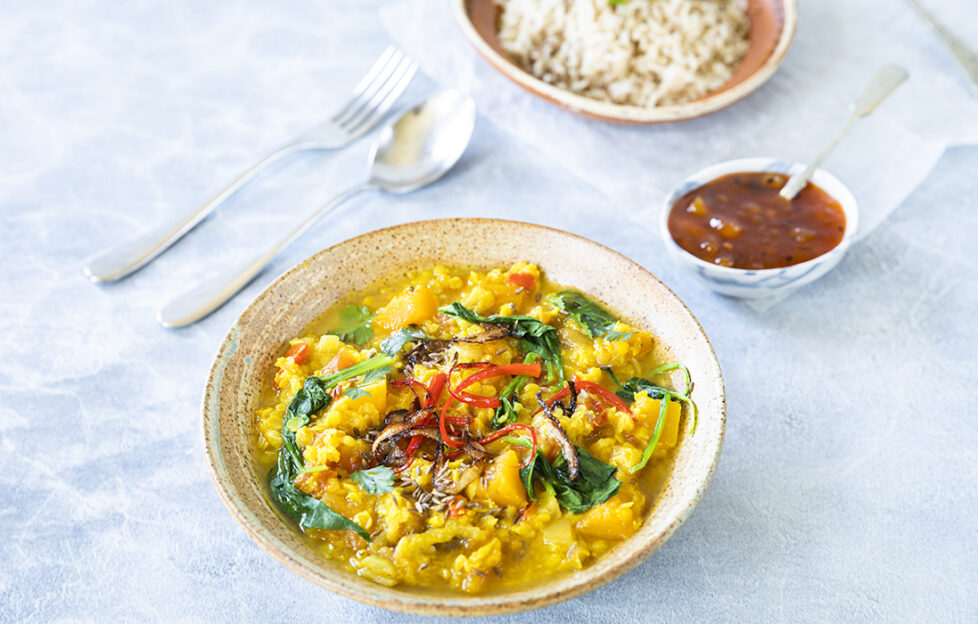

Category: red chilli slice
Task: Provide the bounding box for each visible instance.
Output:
[426,372,449,407]
[450,362,542,408]
[393,378,430,407]
[572,377,633,417]
[477,423,538,468]
[439,396,466,449]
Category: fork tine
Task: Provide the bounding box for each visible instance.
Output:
[330,45,398,122]
[333,49,405,125]
[331,45,402,121]
[343,58,418,136]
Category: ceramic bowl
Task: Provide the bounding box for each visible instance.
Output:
[452,0,797,124]
[660,157,860,299]
[203,218,725,616]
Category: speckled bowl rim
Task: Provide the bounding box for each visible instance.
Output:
[452,0,798,124]
[659,157,860,276]
[202,218,726,616]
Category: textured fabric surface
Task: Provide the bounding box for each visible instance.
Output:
[0,1,975,622]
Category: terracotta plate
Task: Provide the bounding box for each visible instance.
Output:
[453,0,797,124]
[203,219,725,615]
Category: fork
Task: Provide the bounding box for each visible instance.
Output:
[83,46,418,283]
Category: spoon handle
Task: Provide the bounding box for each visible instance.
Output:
[83,144,301,283]
[158,181,375,328]
[779,65,909,201]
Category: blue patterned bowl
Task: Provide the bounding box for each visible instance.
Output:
[660,158,859,299]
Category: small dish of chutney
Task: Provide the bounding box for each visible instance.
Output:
[660,157,859,299]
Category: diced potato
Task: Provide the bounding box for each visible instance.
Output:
[575,498,636,541]
[541,516,573,547]
[330,378,387,415]
[372,286,438,332]
[482,449,527,509]
[354,555,399,587]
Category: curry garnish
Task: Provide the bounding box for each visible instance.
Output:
[330,304,374,345]
[255,264,696,593]
[549,290,634,341]
[438,302,565,382]
[268,354,393,541]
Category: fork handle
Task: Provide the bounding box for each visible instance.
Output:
[157,181,375,328]
[83,143,302,283]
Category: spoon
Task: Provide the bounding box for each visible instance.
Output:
[158,89,476,328]
[779,65,909,201]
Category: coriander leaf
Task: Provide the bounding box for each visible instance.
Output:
[343,386,370,400]
[439,302,564,382]
[380,327,428,357]
[605,330,635,342]
[349,466,395,495]
[341,363,392,400]
[331,305,374,345]
[361,364,393,384]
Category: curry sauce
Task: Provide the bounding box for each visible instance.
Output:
[253,263,692,593]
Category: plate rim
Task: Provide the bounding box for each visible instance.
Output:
[201,217,727,615]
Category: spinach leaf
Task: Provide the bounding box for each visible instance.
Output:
[439,302,564,382]
[550,446,621,514]
[549,290,632,341]
[613,377,670,402]
[349,466,395,495]
[492,353,538,429]
[269,463,370,538]
[330,305,374,345]
[380,327,428,357]
[269,354,393,541]
[519,445,621,514]
[605,363,698,473]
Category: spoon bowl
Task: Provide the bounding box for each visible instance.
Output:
[369,90,476,193]
[158,90,477,328]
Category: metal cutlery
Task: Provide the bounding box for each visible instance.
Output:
[780,65,909,201]
[84,46,418,283]
[158,89,477,328]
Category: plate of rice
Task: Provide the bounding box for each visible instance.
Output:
[453,0,797,123]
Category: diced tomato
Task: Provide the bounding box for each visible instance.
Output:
[448,496,467,518]
[285,342,310,365]
[507,272,537,291]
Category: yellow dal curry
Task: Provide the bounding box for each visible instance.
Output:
[255,263,693,593]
